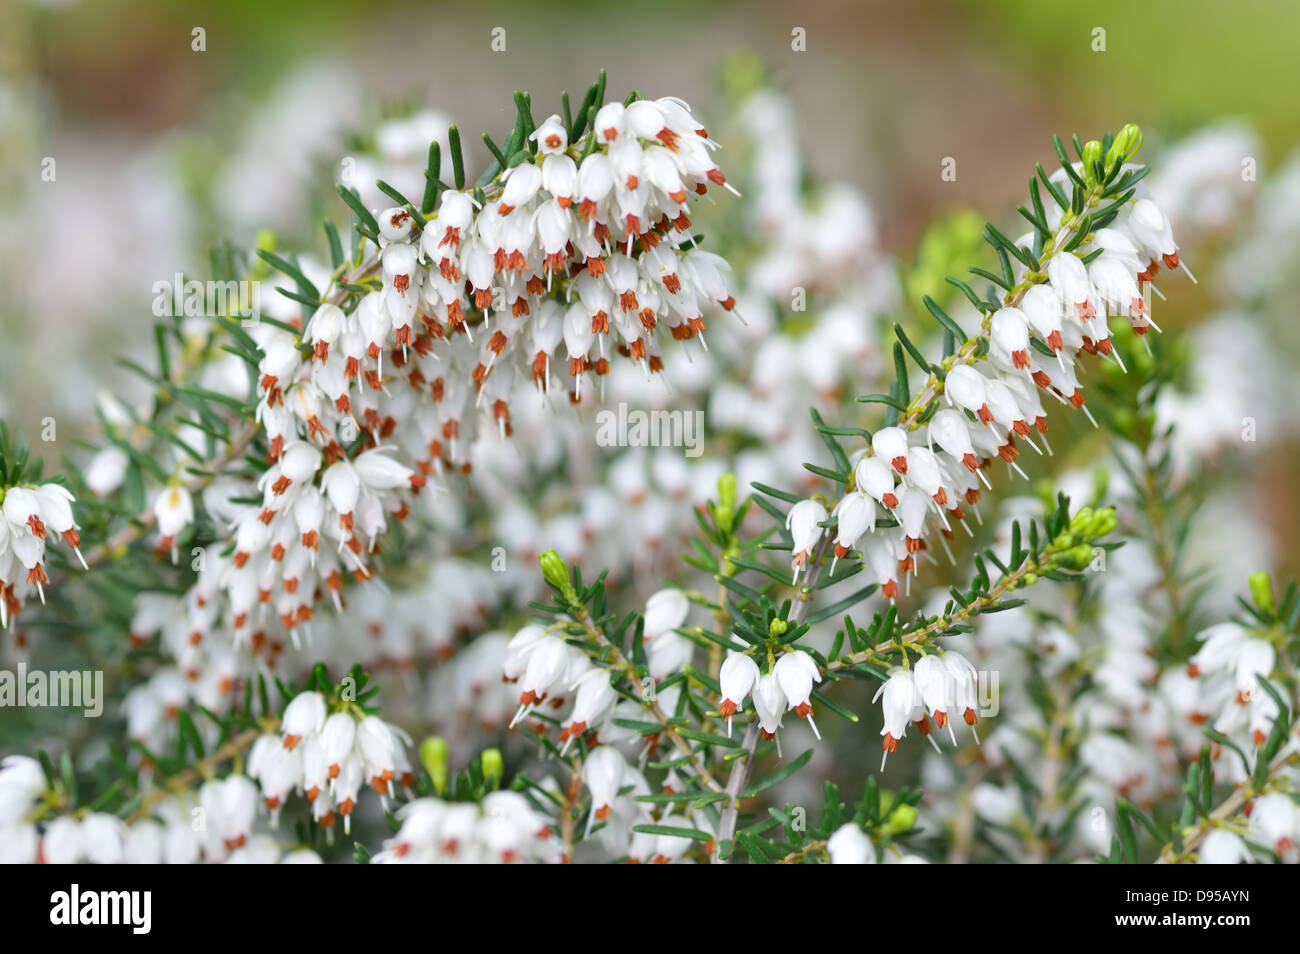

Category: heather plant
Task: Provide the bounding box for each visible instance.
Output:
[1,71,1296,866]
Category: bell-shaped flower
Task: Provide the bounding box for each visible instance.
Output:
[774,650,823,739]
[718,651,759,735]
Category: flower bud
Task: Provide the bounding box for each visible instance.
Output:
[419,736,449,794]
[538,549,576,601]
[879,802,918,837]
[1105,123,1143,171]
[714,471,738,534]
[1081,139,1103,184]
[480,748,503,790]
[1249,571,1275,613]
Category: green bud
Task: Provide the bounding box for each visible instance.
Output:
[419,736,449,794]
[1023,572,1038,587]
[714,472,738,534]
[879,802,918,837]
[538,549,576,601]
[1072,544,1098,569]
[1249,571,1275,613]
[1081,139,1103,184]
[769,618,788,638]
[1106,123,1144,170]
[1090,508,1117,538]
[480,748,504,789]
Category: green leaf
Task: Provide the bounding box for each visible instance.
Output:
[856,393,908,411]
[1115,800,1138,862]
[632,823,713,841]
[323,220,344,270]
[806,584,879,625]
[742,748,814,798]
[448,125,466,190]
[420,140,442,214]
[674,727,741,748]
[336,185,379,236]
[750,481,803,504]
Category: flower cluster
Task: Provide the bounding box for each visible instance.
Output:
[92,88,740,738]
[0,754,325,863]
[790,155,1184,608]
[372,790,561,863]
[874,651,981,769]
[0,482,85,624]
[258,690,416,835]
[719,648,822,742]
[501,587,689,745]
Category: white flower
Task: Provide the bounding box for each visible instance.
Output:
[0,756,46,827]
[926,409,981,476]
[853,454,898,507]
[199,774,258,854]
[281,691,327,749]
[943,364,991,423]
[643,588,688,640]
[1248,793,1298,858]
[153,485,194,558]
[873,669,923,769]
[942,651,982,742]
[248,733,301,823]
[1046,251,1095,319]
[1198,829,1252,865]
[831,492,875,568]
[718,651,759,734]
[561,669,616,749]
[786,498,827,582]
[319,712,357,778]
[530,114,568,155]
[752,672,786,743]
[513,636,571,718]
[583,746,626,823]
[827,823,875,864]
[1187,623,1247,679]
[774,650,823,739]
[84,446,129,496]
[1126,197,1179,266]
[990,307,1030,369]
[912,654,953,732]
[502,624,547,681]
[373,202,416,242]
[647,630,694,680]
[871,426,909,474]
